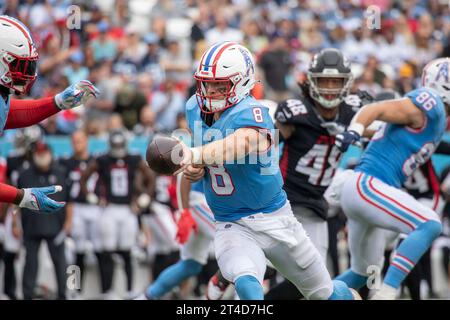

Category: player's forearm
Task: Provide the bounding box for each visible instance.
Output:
[177,174,191,210]
[192,129,266,165]
[0,183,23,205]
[349,103,385,135]
[4,97,59,129]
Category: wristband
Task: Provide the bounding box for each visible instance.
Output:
[347,123,365,137]
[190,147,202,165]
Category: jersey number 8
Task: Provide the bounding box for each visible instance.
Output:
[208,165,235,195]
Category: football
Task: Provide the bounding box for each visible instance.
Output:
[146,135,184,175]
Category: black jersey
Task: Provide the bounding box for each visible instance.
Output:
[6,152,30,186]
[276,91,372,219]
[59,156,97,203]
[403,161,440,208]
[154,175,173,207]
[403,141,450,210]
[96,153,142,204]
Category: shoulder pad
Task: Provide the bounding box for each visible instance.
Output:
[275,99,308,123]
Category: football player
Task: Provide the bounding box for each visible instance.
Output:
[80,129,155,298]
[0,15,99,212]
[385,90,448,299]
[175,41,357,300]
[264,48,374,299]
[142,173,180,283]
[333,58,449,299]
[135,173,215,300]
[59,130,101,297]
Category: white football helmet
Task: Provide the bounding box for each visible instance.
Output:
[195,42,256,113]
[421,57,450,105]
[0,15,38,94]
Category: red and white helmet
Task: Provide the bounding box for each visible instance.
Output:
[422,57,450,105]
[0,15,38,94]
[195,42,256,113]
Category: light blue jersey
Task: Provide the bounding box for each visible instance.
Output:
[0,96,10,135]
[191,180,204,194]
[185,95,287,222]
[356,87,446,188]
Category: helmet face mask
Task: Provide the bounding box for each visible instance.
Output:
[1,51,38,94]
[195,42,255,114]
[307,48,353,109]
[109,130,128,158]
[308,72,353,109]
[195,76,237,113]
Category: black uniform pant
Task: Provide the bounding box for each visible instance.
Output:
[3,251,18,299]
[22,236,66,300]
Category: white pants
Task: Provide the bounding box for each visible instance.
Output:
[72,203,102,252]
[292,206,328,260]
[99,204,138,251]
[143,202,179,255]
[214,201,334,300]
[180,191,215,265]
[3,208,21,253]
[341,172,440,275]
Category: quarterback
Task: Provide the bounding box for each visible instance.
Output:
[175,41,357,300]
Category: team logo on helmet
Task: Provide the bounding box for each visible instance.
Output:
[435,61,449,83]
[239,47,254,77]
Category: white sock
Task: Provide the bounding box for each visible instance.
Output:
[375,284,397,300]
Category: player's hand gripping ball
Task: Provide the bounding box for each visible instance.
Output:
[146,136,184,175]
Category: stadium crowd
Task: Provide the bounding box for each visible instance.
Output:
[0,0,449,299]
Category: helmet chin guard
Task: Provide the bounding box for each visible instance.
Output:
[195,42,256,114]
[307,48,353,109]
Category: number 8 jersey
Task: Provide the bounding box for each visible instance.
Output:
[185,95,287,222]
[356,87,447,188]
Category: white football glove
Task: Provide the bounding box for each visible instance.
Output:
[54,80,100,110]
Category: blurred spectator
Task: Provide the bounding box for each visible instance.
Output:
[90,21,118,63]
[355,68,383,97]
[114,84,147,131]
[108,113,126,132]
[242,18,269,54]
[121,25,148,66]
[396,62,417,95]
[63,51,90,85]
[205,12,243,46]
[160,38,192,85]
[18,142,71,300]
[151,78,185,133]
[133,107,156,137]
[299,17,328,53]
[40,115,66,136]
[141,33,164,85]
[366,56,386,84]
[259,33,293,102]
[341,25,376,65]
